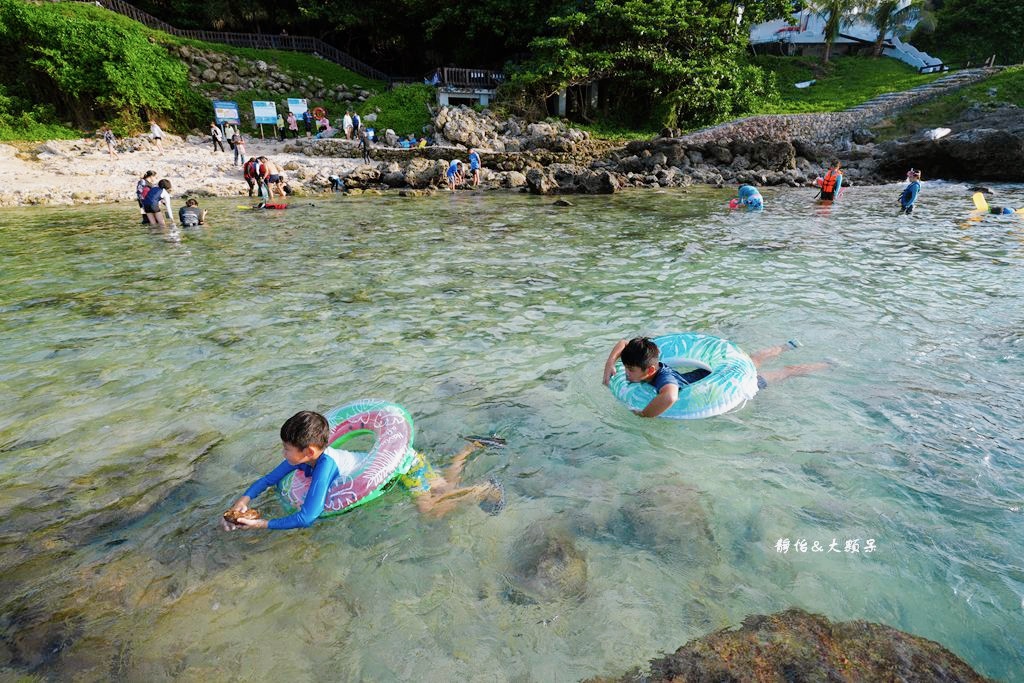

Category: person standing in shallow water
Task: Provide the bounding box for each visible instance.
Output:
[135,169,156,224]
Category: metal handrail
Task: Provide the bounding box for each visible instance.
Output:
[90,0,389,82]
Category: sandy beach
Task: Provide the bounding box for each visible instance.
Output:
[2,134,371,208]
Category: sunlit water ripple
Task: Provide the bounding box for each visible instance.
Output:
[1,183,1023,680]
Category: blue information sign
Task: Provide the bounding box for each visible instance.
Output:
[252,101,278,125]
[212,100,240,124]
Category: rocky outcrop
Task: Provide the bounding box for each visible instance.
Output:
[875,104,1024,182]
[595,608,990,683]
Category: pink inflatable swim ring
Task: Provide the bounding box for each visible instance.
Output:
[277,399,415,517]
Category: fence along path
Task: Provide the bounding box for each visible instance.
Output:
[92,0,389,83]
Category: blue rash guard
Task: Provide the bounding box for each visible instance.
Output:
[447,160,461,178]
[468,151,480,171]
[647,362,711,391]
[899,180,920,212]
[243,447,355,529]
[738,185,764,210]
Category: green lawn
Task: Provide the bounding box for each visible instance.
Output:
[750,55,942,114]
[871,64,1024,140]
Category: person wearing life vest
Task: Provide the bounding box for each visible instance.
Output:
[142,178,174,226]
[243,157,263,197]
[135,170,156,224]
[816,160,843,201]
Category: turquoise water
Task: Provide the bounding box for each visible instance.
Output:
[1,185,1023,680]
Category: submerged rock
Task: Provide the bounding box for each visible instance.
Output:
[505,521,587,603]
[607,482,718,565]
[595,608,990,682]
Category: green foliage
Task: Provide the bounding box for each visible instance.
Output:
[749,56,940,114]
[357,84,434,137]
[0,85,78,141]
[872,65,1024,140]
[0,0,208,135]
[806,0,861,62]
[504,0,793,131]
[914,0,1024,64]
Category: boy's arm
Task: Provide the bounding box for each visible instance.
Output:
[259,457,340,530]
[602,339,627,385]
[636,384,679,418]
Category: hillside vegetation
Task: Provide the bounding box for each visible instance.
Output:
[871,64,1024,140]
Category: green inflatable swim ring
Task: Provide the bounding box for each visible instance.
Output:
[608,333,759,419]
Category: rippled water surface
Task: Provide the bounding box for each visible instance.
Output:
[2,185,1023,681]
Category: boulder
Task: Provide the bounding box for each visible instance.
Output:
[526,167,556,195]
[504,522,587,603]
[606,483,716,564]
[876,128,1024,181]
[597,608,990,683]
[404,157,443,188]
[502,170,527,188]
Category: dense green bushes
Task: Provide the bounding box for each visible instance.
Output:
[0,0,208,138]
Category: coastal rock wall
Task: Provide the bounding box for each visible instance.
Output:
[172,45,373,105]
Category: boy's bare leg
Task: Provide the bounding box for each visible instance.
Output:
[759,362,831,384]
[440,442,483,487]
[417,482,501,519]
[750,340,801,368]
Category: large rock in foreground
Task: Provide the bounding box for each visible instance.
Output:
[595,608,990,683]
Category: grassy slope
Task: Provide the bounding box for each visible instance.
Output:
[750,55,941,114]
[871,64,1024,141]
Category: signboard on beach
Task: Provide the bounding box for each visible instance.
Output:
[212,100,240,124]
[287,98,308,116]
[252,101,278,125]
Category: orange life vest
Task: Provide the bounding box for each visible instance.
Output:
[821,169,840,193]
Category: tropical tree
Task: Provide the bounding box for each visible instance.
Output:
[809,0,863,63]
[865,0,931,56]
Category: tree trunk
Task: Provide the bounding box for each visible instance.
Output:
[823,40,833,63]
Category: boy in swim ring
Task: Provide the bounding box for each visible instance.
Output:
[223,411,504,530]
[602,337,831,418]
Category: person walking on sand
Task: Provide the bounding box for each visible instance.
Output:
[343,110,353,140]
[359,126,371,163]
[232,131,247,166]
[149,120,164,152]
[100,126,119,160]
[210,122,225,153]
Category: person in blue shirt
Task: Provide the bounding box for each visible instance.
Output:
[602,337,830,418]
[467,148,481,188]
[735,184,764,211]
[223,411,504,530]
[899,170,921,215]
[446,159,463,191]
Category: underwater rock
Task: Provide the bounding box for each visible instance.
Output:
[607,482,718,565]
[505,521,587,603]
[594,608,991,682]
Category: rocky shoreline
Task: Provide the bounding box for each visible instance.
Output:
[2,102,1021,208]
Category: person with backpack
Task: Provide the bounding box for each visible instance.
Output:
[135,170,156,225]
[143,178,174,226]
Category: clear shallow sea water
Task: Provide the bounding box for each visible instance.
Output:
[1,184,1023,681]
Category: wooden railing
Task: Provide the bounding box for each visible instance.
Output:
[91,0,390,82]
[440,67,505,89]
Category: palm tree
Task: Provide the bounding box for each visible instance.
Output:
[810,0,863,63]
[865,0,932,56]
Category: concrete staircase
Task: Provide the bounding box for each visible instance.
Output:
[843,67,999,118]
